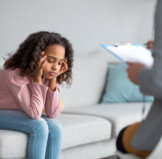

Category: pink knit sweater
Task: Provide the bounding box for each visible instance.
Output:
[0,69,62,119]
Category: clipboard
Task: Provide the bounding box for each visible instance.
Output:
[101,43,154,67]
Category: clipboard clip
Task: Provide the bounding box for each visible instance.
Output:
[114,42,132,47]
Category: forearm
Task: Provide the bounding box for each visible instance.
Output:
[10,82,48,119]
[45,86,62,118]
[139,0,162,98]
[33,76,42,84]
[139,55,162,98]
[48,78,57,91]
[8,70,48,119]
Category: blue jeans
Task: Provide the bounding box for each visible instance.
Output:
[0,110,62,159]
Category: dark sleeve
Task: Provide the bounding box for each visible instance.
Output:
[138,0,162,99]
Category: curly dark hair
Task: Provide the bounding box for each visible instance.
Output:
[4,31,74,85]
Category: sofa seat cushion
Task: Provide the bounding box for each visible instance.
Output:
[0,113,111,158]
[57,114,112,149]
[63,102,152,137]
[0,130,28,159]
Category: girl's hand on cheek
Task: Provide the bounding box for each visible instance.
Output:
[48,77,57,91]
[38,52,47,77]
[58,59,68,76]
[48,59,68,91]
[33,52,47,83]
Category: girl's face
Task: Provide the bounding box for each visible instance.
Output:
[43,44,66,80]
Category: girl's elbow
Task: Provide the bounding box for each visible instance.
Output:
[46,104,62,119]
[28,111,42,120]
[47,113,58,119]
[47,110,61,119]
[31,115,41,120]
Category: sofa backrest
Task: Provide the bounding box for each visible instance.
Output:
[0,52,118,109]
[61,50,112,108]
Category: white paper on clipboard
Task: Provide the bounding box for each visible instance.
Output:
[101,44,154,68]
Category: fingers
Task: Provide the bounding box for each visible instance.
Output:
[62,60,68,72]
[39,52,47,67]
[41,58,47,68]
[146,40,154,50]
[127,62,133,65]
[58,60,68,76]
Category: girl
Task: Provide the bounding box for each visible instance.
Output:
[0,31,73,159]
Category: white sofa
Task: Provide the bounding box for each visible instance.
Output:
[0,51,152,159]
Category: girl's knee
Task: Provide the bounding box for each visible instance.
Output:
[47,119,63,137]
[30,118,49,137]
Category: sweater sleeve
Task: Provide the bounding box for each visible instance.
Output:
[7,69,48,119]
[138,0,162,99]
[139,55,162,98]
[45,84,62,118]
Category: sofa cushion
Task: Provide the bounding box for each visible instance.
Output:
[63,102,152,137]
[101,64,154,103]
[0,113,111,158]
[60,51,108,108]
[58,114,111,149]
[61,139,116,159]
[0,130,28,159]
